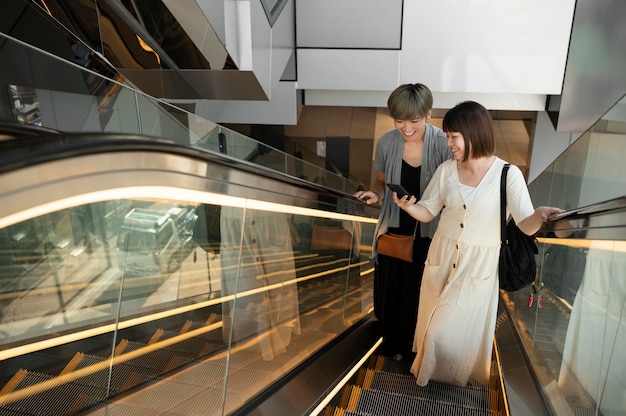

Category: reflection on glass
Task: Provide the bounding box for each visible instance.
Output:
[219,206,300,361]
[508,92,626,415]
[504,229,626,415]
[1,204,115,341]
[558,242,626,414]
[0,32,362,198]
[541,243,587,305]
[0,196,375,415]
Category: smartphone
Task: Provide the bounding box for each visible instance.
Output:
[386,183,411,198]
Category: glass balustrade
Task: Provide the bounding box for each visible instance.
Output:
[0,137,378,415]
[505,94,626,416]
[0,32,360,196]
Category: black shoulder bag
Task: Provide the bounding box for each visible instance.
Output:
[498,164,538,292]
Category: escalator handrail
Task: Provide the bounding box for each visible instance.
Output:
[0,131,373,211]
[546,195,626,222]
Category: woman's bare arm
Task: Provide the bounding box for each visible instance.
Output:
[392,193,436,223]
[516,206,563,235]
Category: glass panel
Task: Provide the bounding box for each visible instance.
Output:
[0,206,118,414]
[1,17,373,415]
[0,32,361,198]
[508,94,626,416]
[0,192,376,415]
[502,236,625,415]
[553,241,616,413]
[135,98,195,144]
[99,86,142,134]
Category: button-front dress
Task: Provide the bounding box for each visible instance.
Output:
[410,157,534,386]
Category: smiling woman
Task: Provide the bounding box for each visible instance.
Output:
[393,100,562,388]
[353,83,452,361]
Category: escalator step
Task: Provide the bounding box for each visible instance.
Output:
[361,357,490,403]
[0,371,106,416]
[353,388,494,416]
[72,353,164,394]
[327,355,498,415]
[338,385,353,408]
[370,372,492,410]
[121,340,194,372]
[159,328,226,358]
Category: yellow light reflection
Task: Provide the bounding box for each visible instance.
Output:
[136,35,161,65]
[0,186,377,230]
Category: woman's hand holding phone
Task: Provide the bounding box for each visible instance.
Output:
[386,183,411,199]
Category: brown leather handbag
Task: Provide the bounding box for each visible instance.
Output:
[377,223,417,262]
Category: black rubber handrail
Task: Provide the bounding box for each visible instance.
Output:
[547,195,626,222]
[0,129,371,210]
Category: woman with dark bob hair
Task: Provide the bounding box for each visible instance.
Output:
[392,101,562,387]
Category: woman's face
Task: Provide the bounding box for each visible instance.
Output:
[446,131,467,161]
[394,110,430,141]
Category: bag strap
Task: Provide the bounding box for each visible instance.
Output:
[500,164,510,244]
[411,220,418,239]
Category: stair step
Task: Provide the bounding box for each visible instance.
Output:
[1,371,105,415]
[330,385,496,416]
[325,355,503,415]
[368,371,492,410]
[72,353,160,394]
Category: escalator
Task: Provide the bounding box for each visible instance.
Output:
[2,8,626,411]
[498,197,626,416]
[321,353,506,415]
[3,131,626,415]
[311,196,626,416]
[0,130,380,415]
[0,26,386,413]
[0,128,521,416]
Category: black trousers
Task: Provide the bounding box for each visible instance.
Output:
[374,237,430,358]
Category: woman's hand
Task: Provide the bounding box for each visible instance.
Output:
[392,192,417,211]
[518,206,564,235]
[391,192,435,223]
[354,190,381,205]
[537,206,565,223]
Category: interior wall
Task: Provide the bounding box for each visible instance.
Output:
[284,106,378,187]
[296,0,402,48]
[296,0,575,112]
[581,131,626,205]
[404,1,574,95]
[528,112,579,182]
[284,106,534,190]
[556,0,626,133]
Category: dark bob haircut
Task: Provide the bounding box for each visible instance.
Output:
[442,101,495,160]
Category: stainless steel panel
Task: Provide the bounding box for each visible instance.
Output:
[556,0,626,133]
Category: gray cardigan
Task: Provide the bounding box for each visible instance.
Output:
[373,124,451,258]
